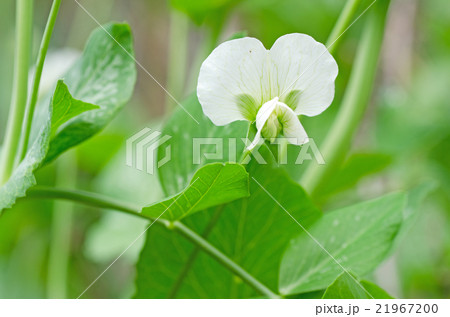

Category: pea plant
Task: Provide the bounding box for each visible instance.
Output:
[0,0,430,299]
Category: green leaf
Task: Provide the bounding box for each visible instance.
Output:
[135,158,321,298]
[142,163,249,221]
[322,273,370,299]
[279,192,406,295]
[50,81,99,134]
[360,280,394,299]
[43,22,137,164]
[157,94,248,196]
[322,272,393,299]
[0,82,98,213]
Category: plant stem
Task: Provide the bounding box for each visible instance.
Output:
[0,0,33,185]
[300,0,391,197]
[326,0,363,55]
[47,153,76,299]
[166,10,189,110]
[18,0,62,161]
[25,186,280,299]
[26,186,146,220]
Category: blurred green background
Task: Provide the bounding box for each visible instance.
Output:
[0,0,449,298]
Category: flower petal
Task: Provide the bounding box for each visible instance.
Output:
[197,37,269,125]
[247,98,278,150]
[269,33,338,117]
[276,103,309,145]
[255,98,279,131]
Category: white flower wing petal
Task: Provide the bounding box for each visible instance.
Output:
[277,103,309,145]
[255,98,278,130]
[197,38,269,126]
[270,33,338,116]
[247,98,278,150]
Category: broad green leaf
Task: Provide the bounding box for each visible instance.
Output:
[322,272,393,299]
[135,155,321,298]
[0,82,98,213]
[142,163,249,221]
[157,94,248,196]
[43,22,137,164]
[279,192,406,295]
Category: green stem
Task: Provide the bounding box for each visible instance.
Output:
[166,10,189,110]
[25,186,280,299]
[18,0,62,161]
[326,0,363,55]
[47,153,76,299]
[300,0,390,197]
[26,186,146,220]
[0,0,33,185]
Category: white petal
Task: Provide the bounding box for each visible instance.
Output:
[269,33,338,117]
[255,98,279,131]
[247,98,278,150]
[197,37,269,126]
[276,103,309,145]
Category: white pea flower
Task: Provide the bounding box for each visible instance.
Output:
[197,34,338,150]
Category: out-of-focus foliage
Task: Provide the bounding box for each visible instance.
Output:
[0,0,449,299]
[169,0,240,26]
